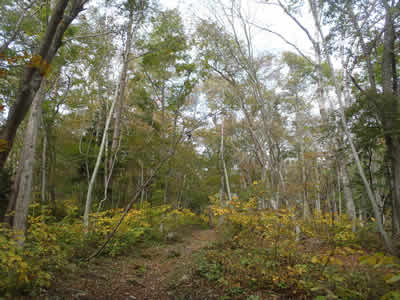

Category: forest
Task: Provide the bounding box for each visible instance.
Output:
[1,0,400,299]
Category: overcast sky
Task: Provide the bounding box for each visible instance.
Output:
[159,0,328,117]
[161,0,315,57]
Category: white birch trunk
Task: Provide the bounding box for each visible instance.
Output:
[338,168,342,215]
[84,82,119,231]
[315,166,321,213]
[13,81,46,245]
[340,160,356,224]
[308,0,395,253]
[41,131,47,207]
[220,117,232,202]
[109,11,134,168]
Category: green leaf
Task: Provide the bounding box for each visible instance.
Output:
[386,274,400,284]
[381,290,400,300]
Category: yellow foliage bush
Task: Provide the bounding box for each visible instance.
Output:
[0,201,204,296]
[198,196,400,299]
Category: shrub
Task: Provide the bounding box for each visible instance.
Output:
[196,196,400,299]
[0,202,205,296]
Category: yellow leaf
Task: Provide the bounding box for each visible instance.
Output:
[329,257,343,266]
[0,139,8,152]
[360,255,378,266]
[320,256,329,264]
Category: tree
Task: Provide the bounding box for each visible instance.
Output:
[0,0,89,170]
[195,13,288,209]
[108,0,150,201]
[137,8,197,206]
[308,0,395,251]
[11,81,47,245]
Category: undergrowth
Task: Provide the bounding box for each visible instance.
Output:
[0,201,204,297]
[194,196,400,300]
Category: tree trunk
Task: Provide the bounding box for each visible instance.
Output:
[178,174,186,208]
[220,170,225,204]
[315,165,321,213]
[332,186,337,217]
[222,157,232,202]
[387,139,400,234]
[340,159,356,231]
[108,11,135,200]
[48,130,57,212]
[12,81,46,246]
[139,160,145,207]
[381,0,400,235]
[84,82,119,231]
[220,117,232,202]
[338,168,342,215]
[0,0,86,170]
[4,172,19,225]
[302,147,311,219]
[309,0,395,253]
[295,93,311,218]
[41,131,47,208]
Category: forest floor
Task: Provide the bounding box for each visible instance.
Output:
[45,226,220,300]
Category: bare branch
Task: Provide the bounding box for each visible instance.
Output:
[0,0,38,53]
[349,74,365,92]
[277,0,317,48]
[249,22,314,66]
[64,31,117,42]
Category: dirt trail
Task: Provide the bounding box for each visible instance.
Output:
[48,228,217,300]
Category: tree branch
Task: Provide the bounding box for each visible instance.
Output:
[249,21,314,66]
[349,74,365,92]
[64,31,117,42]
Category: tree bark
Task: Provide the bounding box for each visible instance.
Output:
[108,11,135,200]
[12,81,46,246]
[315,165,321,213]
[84,81,119,231]
[386,139,400,234]
[338,168,342,215]
[301,144,311,218]
[220,117,232,202]
[339,159,356,231]
[0,0,87,170]
[41,131,47,207]
[308,0,395,253]
[139,160,145,207]
[381,0,400,235]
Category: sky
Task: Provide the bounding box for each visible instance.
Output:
[161,0,315,57]
[161,0,323,117]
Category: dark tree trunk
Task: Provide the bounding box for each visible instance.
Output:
[381,0,400,234]
[0,0,86,170]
